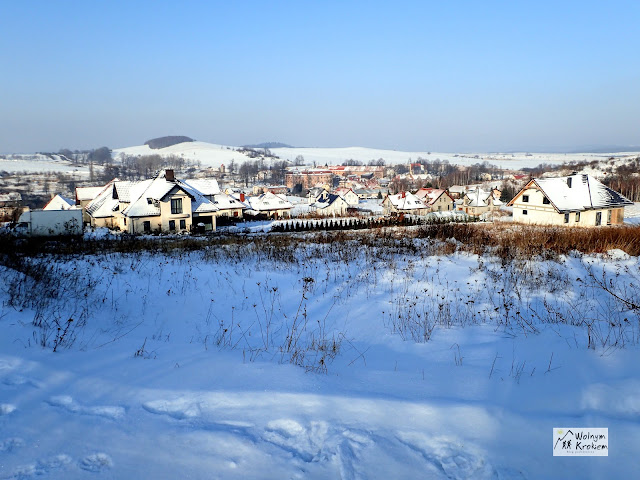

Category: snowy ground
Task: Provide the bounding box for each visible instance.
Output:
[1,237,639,479]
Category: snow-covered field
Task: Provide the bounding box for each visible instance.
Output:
[0,155,93,175]
[271,146,640,170]
[2,142,639,173]
[1,235,638,479]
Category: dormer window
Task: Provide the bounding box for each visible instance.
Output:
[147,198,153,204]
[543,197,550,204]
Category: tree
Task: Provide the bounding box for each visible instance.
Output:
[90,147,112,166]
[294,155,305,166]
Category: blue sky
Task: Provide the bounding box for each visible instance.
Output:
[1,0,639,153]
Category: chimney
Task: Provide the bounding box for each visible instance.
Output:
[401,191,406,198]
[165,169,175,181]
[240,193,245,202]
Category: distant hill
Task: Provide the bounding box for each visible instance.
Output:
[242,142,293,149]
[145,136,195,150]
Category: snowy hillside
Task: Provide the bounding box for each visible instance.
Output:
[0,154,94,175]
[112,141,255,169]
[271,146,640,170]
[1,232,639,478]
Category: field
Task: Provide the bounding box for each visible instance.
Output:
[1,226,639,479]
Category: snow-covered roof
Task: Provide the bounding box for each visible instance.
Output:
[415,188,453,206]
[184,178,221,196]
[75,186,104,202]
[122,172,219,218]
[527,174,633,212]
[246,192,293,212]
[311,193,348,210]
[86,182,120,219]
[113,181,137,203]
[43,194,75,211]
[386,192,428,211]
[464,188,497,207]
[209,192,245,210]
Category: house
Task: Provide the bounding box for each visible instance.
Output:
[120,170,219,233]
[459,188,502,216]
[414,188,455,212]
[382,192,429,216]
[507,173,633,226]
[43,194,76,211]
[0,192,23,221]
[245,191,293,219]
[75,186,105,224]
[184,178,245,219]
[333,187,360,206]
[310,191,350,216]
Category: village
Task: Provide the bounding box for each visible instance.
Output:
[1,151,635,236]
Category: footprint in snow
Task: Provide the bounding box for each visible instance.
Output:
[263,419,371,479]
[5,454,72,479]
[3,375,42,389]
[396,431,498,480]
[46,395,125,420]
[79,453,113,472]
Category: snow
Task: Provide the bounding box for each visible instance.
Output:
[112,141,253,169]
[534,174,632,211]
[272,146,640,169]
[0,238,639,478]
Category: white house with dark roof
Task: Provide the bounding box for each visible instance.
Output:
[310,191,350,216]
[507,173,632,226]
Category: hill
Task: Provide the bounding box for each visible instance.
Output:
[144,136,194,149]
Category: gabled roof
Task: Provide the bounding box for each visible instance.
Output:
[122,171,219,218]
[43,194,75,211]
[209,192,245,210]
[507,173,632,212]
[311,193,348,210]
[385,192,428,211]
[86,181,121,218]
[415,188,454,206]
[464,188,501,207]
[183,178,221,196]
[75,186,104,202]
[246,191,293,212]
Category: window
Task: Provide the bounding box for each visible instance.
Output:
[522,195,529,203]
[575,212,580,222]
[171,198,183,214]
[143,221,151,232]
[522,210,528,215]
[169,220,175,230]
[180,219,186,230]
[607,210,612,225]
[543,197,550,204]
[595,212,602,226]
[564,213,569,223]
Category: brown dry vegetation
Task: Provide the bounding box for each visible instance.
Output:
[1,223,639,259]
